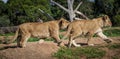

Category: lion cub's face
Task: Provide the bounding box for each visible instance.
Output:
[59,18,70,29]
[103,15,112,27]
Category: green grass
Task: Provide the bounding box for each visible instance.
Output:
[107,43,120,49]
[28,38,40,42]
[53,47,106,59]
[0,33,64,42]
[0,33,14,36]
[60,29,66,32]
[27,37,56,42]
[103,29,120,37]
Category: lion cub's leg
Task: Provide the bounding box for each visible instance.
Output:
[68,31,82,48]
[96,29,112,43]
[19,33,31,48]
[53,36,64,47]
[51,30,64,47]
[86,33,95,46]
[97,32,112,43]
[72,40,81,47]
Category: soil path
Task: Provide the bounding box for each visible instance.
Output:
[0,37,120,59]
[0,42,59,59]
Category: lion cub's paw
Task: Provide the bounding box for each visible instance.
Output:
[59,42,66,47]
[88,44,95,46]
[104,39,112,43]
[38,39,44,44]
[74,44,81,47]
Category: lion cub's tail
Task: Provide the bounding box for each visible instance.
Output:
[6,28,19,44]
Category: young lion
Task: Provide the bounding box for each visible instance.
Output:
[6,18,69,48]
[62,15,112,48]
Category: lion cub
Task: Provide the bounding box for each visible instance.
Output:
[62,15,112,48]
[6,18,69,48]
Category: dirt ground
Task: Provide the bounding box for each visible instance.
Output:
[0,37,120,59]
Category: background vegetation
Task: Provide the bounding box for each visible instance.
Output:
[0,0,120,26]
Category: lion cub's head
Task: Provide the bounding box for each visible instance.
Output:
[59,18,70,29]
[102,15,112,27]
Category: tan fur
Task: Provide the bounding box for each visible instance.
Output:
[62,15,112,48]
[7,18,69,48]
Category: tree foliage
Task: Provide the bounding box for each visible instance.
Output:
[50,0,68,19]
[0,0,120,26]
[94,0,120,26]
[77,0,94,19]
[3,0,52,25]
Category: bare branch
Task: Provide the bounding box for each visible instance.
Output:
[71,0,74,6]
[75,11,89,20]
[38,9,54,20]
[74,2,82,12]
[50,0,69,12]
[38,8,44,13]
[37,18,43,23]
[74,17,83,20]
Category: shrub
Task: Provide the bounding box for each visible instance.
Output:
[103,29,120,37]
[0,15,10,27]
[113,15,120,26]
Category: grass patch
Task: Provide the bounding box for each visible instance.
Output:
[53,47,106,59]
[112,55,120,59]
[60,29,66,32]
[24,35,65,42]
[0,33,14,36]
[28,37,56,42]
[107,43,120,49]
[28,38,40,42]
[59,35,64,39]
[44,38,55,41]
[0,33,64,42]
[103,29,120,37]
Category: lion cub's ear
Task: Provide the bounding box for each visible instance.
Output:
[102,15,108,21]
[59,18,65,26]
[59,18,63,26]
[59,17,66,23]
[59,17,69,27]
[59,18,65,21]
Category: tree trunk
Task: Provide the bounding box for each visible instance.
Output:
[50,0,89,21]
[68,0,75,21]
